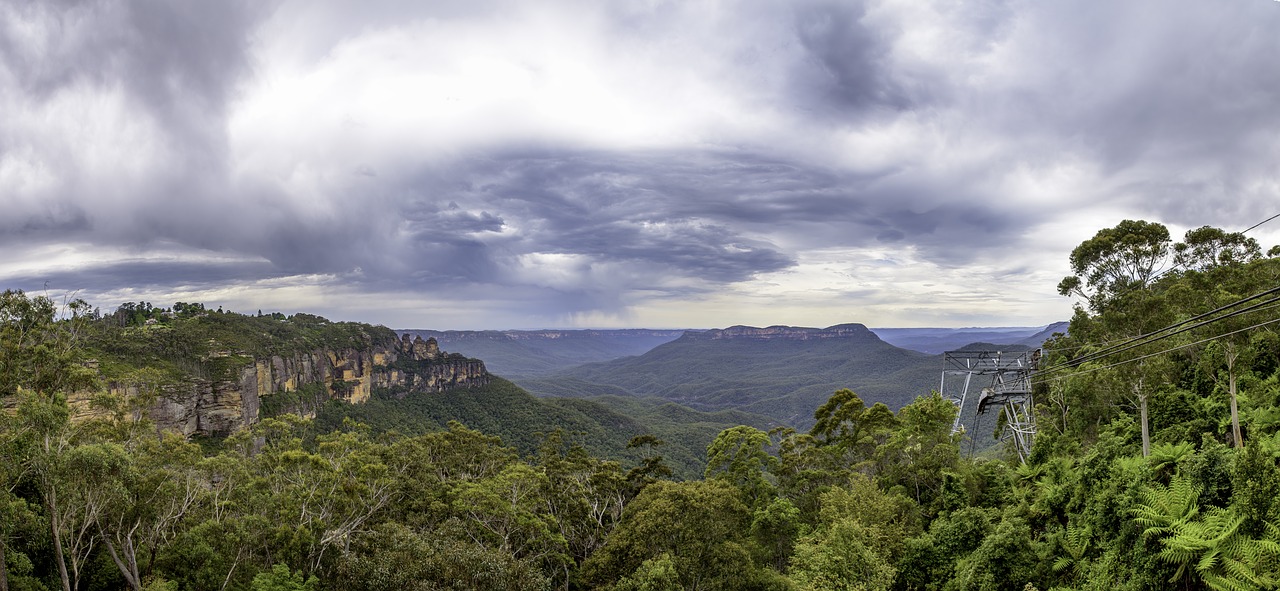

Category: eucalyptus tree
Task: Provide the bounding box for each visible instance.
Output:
[581,479,784,590]
[704,426,779,509]
[1057,220,1172,313]
[809,389,897,466]
[0,289,96,399]
[1173,225,1262,273]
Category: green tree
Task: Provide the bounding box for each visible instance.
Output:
[613,553,681,591]
[456,463,568,569]
[536,431,628,587]
[948,514,1039,591]
[582,480,775,590]
[1057,219,1171,311]
[0,409,45,591]
[810,389,896,463]
[770,428,845,522]
[812,474,918,562]
[625,435,673,494]
[16,394,92,591]
[250,564,317,591]
[334,522,551,591]
[250,418,398,574]
[789,518,894,591]
[97,432,205,591]
[0,289,96,398]
[1174,226,1262,273]
[705,426,779,509]
[875,392,960,508]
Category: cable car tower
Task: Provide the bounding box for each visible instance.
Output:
[941,349,1041,462]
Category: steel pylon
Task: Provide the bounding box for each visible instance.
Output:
[941,349,1041,462]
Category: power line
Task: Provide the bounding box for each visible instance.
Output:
[1036,285,1280,380]
[1057,291,1280,370]
[1242,212,1280,234]
[1035,298,1280,384]
[1037,314,1280,384]
[1041,211,1280,373]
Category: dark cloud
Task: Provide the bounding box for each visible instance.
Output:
[0,0,259,117]
[3,0,1279,327]
[6,259,277,296]
[0,0,265,250]
[969,1,1280,228]
[399,151,804,285]
[790,1,907,114]
[398,147,1035,282]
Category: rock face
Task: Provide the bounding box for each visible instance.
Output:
[77,334,489,437]
[685,323,880,342]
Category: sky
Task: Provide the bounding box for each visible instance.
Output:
[2,0,1279,330]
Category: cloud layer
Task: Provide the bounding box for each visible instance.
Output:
[3,0,1279,328]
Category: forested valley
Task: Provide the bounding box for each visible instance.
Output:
[3,219,1280,591]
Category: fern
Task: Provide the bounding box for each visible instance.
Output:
[1148,441,1194,474]
[1142,503,1279,591]
[1051,522,1091,578]
[1131,474,1201,538]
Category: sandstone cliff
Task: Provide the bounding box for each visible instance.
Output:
[684,323,880,341]
[75,334,488,436]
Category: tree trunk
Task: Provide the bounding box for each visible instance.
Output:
[1,539,10,591]
[46,495,71,591]
[1140,392,1150,457]
[1134,377,1149,457]
[1228,346,1243,448]
[1230,370,1242,448]
[102,538,142,591]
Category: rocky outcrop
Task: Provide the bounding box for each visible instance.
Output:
[685,323,880,341]
[72,334,489,437]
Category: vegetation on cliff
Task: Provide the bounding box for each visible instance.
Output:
[2,220,1280,590]
[83,303,398,384]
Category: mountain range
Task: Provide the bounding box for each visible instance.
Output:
[515,324,935,429]
[403,329,684,379]
[871,322,1068,354]
[401,321,1067,447]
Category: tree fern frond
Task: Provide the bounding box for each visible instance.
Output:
[1197,548,1222,574]
[1202,571,1259,591]
[1149,441,1195,471]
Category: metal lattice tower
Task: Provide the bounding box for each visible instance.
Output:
[941,349,1041,462]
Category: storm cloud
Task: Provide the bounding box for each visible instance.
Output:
[2,0,1278,329]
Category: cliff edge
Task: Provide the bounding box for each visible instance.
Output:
[73,332,488,436]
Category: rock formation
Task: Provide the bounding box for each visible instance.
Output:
[72,333,489,437]
[685,323,880,341]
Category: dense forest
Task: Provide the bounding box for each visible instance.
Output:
[2,219,1280,591]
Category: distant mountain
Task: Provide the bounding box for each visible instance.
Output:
[518,323,941,429]
[401,329,684,379]
[1014,321,1070,348]
[870,323,1067,354]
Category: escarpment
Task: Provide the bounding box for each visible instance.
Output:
[75,334,488,437]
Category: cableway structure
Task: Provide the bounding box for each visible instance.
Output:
[942,349,1041,462]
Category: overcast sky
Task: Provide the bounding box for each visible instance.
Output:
[3,0,1279,330]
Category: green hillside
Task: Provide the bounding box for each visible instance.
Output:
[314,377,773,479]
[519,324,941,429]
[12,301,764,480]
